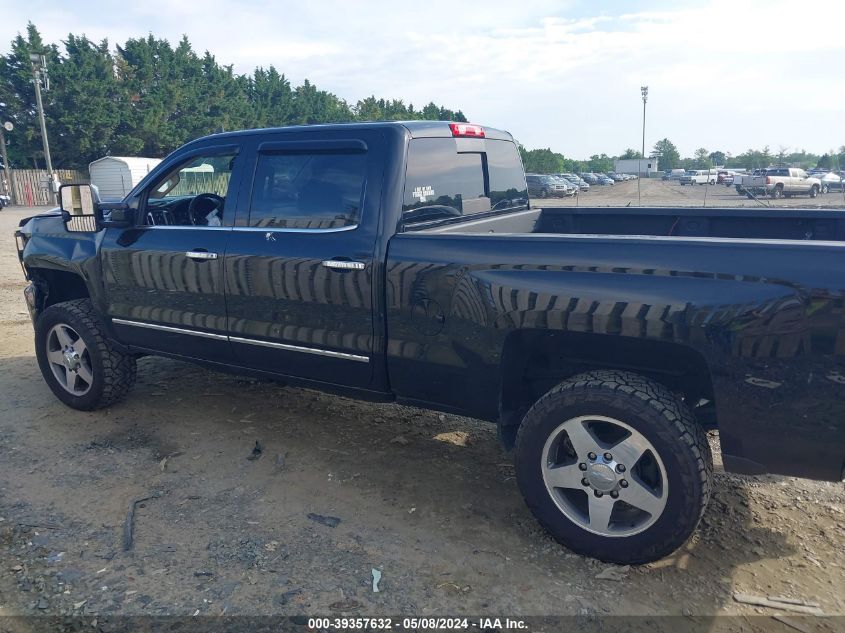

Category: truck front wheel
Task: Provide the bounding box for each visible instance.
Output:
[35,299,137,411]
[514,370,712,564]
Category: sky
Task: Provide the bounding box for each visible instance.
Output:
[1,0,843,159]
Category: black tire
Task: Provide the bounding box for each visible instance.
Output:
[771,185,783,199]
[35,299,137,410]
[514,370,712,564]
[821,185,829,194]
[809,185,818,199]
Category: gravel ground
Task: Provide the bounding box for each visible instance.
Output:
[0,195,843,626]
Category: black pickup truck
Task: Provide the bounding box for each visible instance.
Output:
[15,121,845,564]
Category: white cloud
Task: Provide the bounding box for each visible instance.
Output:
[1,0,843,157]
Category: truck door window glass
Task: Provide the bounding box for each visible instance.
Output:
[402,138,527,226]
[486,140,529,211]
[145,153,236,227]
[248,152,366,230]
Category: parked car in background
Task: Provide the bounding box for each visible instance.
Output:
[0,192,10,210]
[680,170,717,186]
[573,177,590,191]
[817,171,843,193]
[597,175,615,185]
[526,174,573,198]
[557,173,589,191]
[580,173,599,185]
[552,176,578,196]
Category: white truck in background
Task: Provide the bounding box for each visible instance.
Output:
[735,167,821,199]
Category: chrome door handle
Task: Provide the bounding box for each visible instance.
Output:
[322,260,365,271]
[186,251,218,260]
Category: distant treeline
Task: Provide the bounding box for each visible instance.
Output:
[520,139,845,175]
[0,23,467,170]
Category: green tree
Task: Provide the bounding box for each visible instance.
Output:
[693,148,711,169]
[0,24,469,167]
[619,148,642,159]
[587,153,613,173]
[708,150,726,166]
[0,23,57,167]
[519,147,563,173]
[652,138,680,170]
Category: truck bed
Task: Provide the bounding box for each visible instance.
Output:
[422,206,845,242]
[387,205,845,481]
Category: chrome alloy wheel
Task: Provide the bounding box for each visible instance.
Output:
[541,415,668,537]
[45,323,94,396]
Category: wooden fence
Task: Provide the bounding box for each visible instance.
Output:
[4,169,88,206]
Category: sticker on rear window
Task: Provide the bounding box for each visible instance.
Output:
[412,185,434,202]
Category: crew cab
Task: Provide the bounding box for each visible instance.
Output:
[15,121,845,565]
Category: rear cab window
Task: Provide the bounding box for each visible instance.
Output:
[401,137,527,229]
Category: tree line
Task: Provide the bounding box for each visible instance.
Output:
[521,138,845,175]
[0,24,467,170]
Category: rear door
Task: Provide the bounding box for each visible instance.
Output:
[223,130,385,388]
[101,144,243,362]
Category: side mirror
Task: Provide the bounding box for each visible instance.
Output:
[59,183,134,230]
[60,183,100,232]
[60,183,98,215]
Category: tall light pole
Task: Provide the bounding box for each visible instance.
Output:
[30,53,56,204]
[0,101,12,203]
[0,122,13,204]
[638,86,648,207]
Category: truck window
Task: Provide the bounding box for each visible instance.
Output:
[248,151,366,230]
[402,138,527,226]
[144,153,236,227]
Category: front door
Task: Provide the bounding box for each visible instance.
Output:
[101,145,243,362]
[224,132,384,388]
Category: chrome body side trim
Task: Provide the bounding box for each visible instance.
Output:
[111,318,369,362]
[111,318,229,340]
[140,224,358,234]
[229,336,370,362]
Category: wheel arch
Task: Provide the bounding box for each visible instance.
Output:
[498,329,716,448]
[28,266,93,316]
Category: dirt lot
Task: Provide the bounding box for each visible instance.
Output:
[0,190,843,627]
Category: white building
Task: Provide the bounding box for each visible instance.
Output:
[89,156,162,199]
[614,157,659,177]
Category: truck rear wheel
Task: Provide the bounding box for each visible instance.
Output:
[514,370,712,564]
[771,185,783,199]
[35,299,137,411]
[809,185,819,198]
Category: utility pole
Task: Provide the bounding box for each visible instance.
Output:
[0,99,13,204]
[30,53,56,204]
[0,125,12,203]
[638,86,648,207]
